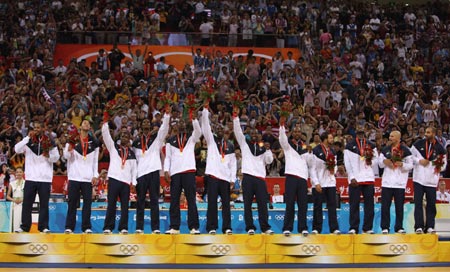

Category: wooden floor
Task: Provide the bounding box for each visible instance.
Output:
[1,269,450,272]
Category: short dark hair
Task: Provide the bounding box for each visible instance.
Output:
[320,132,331,142]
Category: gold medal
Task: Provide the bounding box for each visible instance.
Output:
[258,142,264,148]
[360,156,365,161]
[180,151,183,155]
[221,157,225,163]
[302,144,307,149]
[83,156,87,161]
[142,152,145,157]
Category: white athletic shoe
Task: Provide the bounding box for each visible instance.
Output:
[415,228,423,234]
[135,229,143,234]
[364,230,374,234]
[248,229,255,235]
[397,229,406,234]
[120,229,128,235]
[382,229,389,234]
[348,229,356,235]
[225,229,233,235]
[103,229,112,235]
[84,229,93,234]
[283,230,291,236]
[301,230,309,236]
[152,230,161,234]
[333,230,341,235]
[41,228,51,234]
[190,228,200,235]
[264,229,274,235]
[64,229,73,234]
[311,230,319,235]
[165,229,180,235]
[427,228,436,234]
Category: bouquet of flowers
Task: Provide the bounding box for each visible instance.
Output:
[325,152,336,174]
[364,144,374,166]
[232,90,245,110]
[432,154,445,174]
[156,92,173,112]
[184,94,198,120]
[103,99,121,122]
[279,100,292,126]
[32,133,53,157]
[391,145,403,169]
[199,83,216,104]
[67,129,80,149]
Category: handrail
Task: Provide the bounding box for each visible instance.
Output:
[56,30,303,48]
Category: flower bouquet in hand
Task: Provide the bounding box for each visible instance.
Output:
[364,144,374,166]
[279,100,292,126]
[432,154,445,174]
[156,92,173,112]
[231,90,245,117]
[391,145,403,169]
[31,132,53,157]
[67,129,80,150]
[325,152,336,174]
[103,99,118,122]
[184,94,198,120]
[199,83,216,105]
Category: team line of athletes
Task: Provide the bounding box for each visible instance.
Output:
[13,105,447,235]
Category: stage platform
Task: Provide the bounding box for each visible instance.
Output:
[0,233,449,266]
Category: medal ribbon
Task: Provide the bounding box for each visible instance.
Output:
[119,146,129,168]
[80,135,88,158]
[219,139,227,160]
[425,140,434,160]
[177,133,187,153]
[356,137,366,157]
[141,133,151,154]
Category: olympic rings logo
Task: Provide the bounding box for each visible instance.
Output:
[274,215,284,221]
[389,244,408,255]
[301,244,321,255]
[28,243,48,254]
[211,245,231,255]
[119,244,139,255]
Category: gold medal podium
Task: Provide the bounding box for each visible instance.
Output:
[0,233,449,265]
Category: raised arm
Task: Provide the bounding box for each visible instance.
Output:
[101,122,115,152]
[201,108,214,145]
[93,146,100,178]
[156,113,171,145]
[14,136,30,154]
[191,118,202,143]
[232,116,246,146]
[278,126,290,151]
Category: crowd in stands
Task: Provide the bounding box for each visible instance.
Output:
[0,0,450,199]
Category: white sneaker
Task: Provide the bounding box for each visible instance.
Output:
[152,230,161,234]
[208,230,216,235]
[364,230,375,234]
[427,227,436,234]
[248,229,255,235]
[382,229,389,234]
[415,228,423,234]
[135,229,143,234]
[311,230,319,235]
[397,229,406,234]
[15,228,24,233]
[165,229,180,235]
[41,228,51,234]
[103,229,112,235]
[283,230,291,236]
[348,229,356,235]
[120,229,128,235]
[190,229,200,235]
[84,229,93,234]
[301,230,309,236]
[225,229,233,235]
[264,229,274,235]
[333,230,341,235]
[64,229,73,234]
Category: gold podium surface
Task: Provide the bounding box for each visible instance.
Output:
[0,233,448,264]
